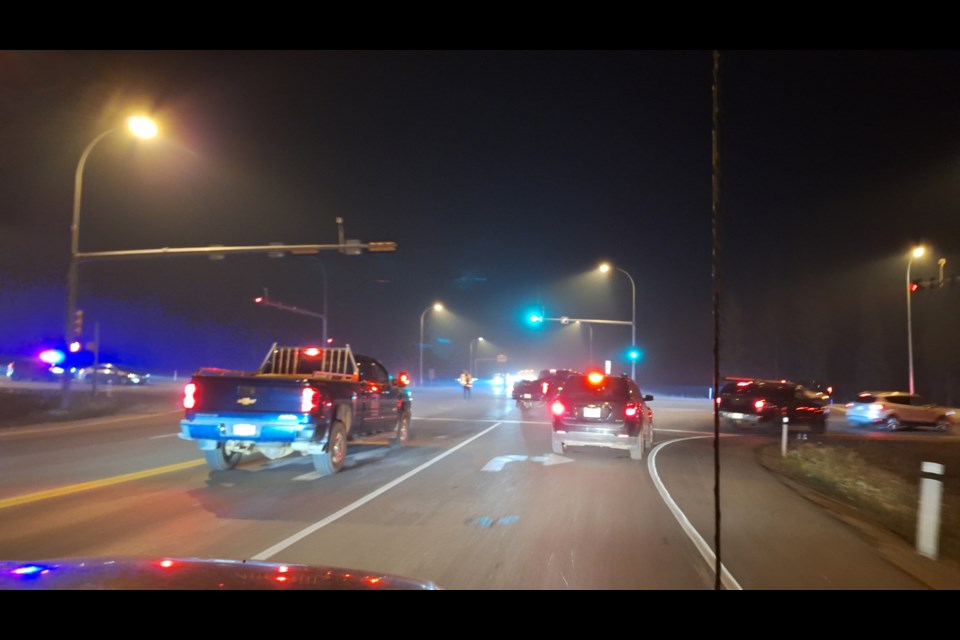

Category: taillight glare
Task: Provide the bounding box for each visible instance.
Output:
[301,387,321,413]
[183,383,197,410]
[551,400,566,416]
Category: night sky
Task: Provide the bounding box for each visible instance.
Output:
[2,51,959,400]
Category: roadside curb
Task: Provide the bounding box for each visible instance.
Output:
[760,450,960,589]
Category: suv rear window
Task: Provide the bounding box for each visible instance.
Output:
[563,376,631,399]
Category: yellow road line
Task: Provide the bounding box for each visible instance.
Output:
[0,459,206,510]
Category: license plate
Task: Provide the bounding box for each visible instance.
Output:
[583,406,601,418]
[730,412,744,420]
[232,424,257,436]
[522,393,532,399]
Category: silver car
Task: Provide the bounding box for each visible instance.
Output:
[845,391,956,431]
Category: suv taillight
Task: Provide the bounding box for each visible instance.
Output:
[625,402,639,418]
[183,383,197,410]
[754,399,766,411]
[301,387,321,413]
[551,400,566,416]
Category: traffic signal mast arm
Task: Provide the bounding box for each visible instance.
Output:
[541,316,632,326]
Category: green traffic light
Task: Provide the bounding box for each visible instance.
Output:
[529,314,543,323]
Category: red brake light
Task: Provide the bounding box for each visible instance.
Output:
[183,383,197,410]
[715,397,721,405]
[625,402,639,418]
[301,387,321,413]
[302,347,322,358]
[542,382,550,395]
[551,400,566,416]
[587,372,605,386]
[736,381,751,387]
[754,399,765,410]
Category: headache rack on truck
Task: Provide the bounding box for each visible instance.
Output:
[256,343,359,382]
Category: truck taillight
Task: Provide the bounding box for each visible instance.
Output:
[183,383,197,410]
[625,402,639,418]
[301,387,321,413]
[551,400,566,416]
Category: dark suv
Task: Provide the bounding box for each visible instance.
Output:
[512,368,579,412]
[550,372,655,460]
[717,378,828,433]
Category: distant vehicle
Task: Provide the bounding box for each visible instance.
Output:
[512,368,579,413]
[4,356,58,382]
[799,380,834,404]
[78,363,150,385]
[717,378,828,433]
[845,391,956,431]
[550,372,655,460]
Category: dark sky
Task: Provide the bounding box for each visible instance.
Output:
[2,51,959,399]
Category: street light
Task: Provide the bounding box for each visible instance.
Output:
[62,115,159,409]
[419,302,444,386]
[599,262,637,380]
[469,337,485,377]
[907,245,926,395]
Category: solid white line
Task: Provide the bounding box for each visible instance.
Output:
[647,436,743,590]
[251,421,504,561]
[655,428,738,436]
[147,432,179,440]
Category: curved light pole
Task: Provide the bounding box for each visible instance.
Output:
[599,262,637,380]
[419,302,443,386]
[469,337,484,377]
[61,115,159,409]
[907,245,926,395]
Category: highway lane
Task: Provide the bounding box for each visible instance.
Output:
[0,385,941,588]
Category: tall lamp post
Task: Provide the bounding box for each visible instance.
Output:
[906,245,926,395]
[599,262,637,380]
[469,337,484,377]
[62,115,159,409]
[419,302,443,386]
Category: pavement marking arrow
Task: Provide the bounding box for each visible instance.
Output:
[482,453,572,472]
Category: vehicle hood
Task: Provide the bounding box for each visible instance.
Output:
[0,556,441,590]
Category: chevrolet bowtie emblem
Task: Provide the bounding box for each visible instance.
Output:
[236,397,257,406]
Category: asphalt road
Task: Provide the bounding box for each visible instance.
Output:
[0,383,947,589]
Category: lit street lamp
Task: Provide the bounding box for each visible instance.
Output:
[62,115,159,409]
[419,302,444,386]
[906,245,926,395]
[599,262,637,380]
[469,337,485,377]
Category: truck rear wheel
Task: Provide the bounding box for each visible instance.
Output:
[204,442,242,471]
[313,420,347,476]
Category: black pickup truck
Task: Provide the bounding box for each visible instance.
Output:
[717,377,829,433]
[179,344,412,475]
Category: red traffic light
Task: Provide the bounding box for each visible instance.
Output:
[910,282,920,293]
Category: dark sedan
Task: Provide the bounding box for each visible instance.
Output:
[78,363,150,385]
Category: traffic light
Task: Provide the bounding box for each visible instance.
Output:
[910,280,921,293]
[523,307,545,327]
[73,309,84,337]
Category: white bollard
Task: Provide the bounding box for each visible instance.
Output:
[916,461,945,560]
[781,416,789,457]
